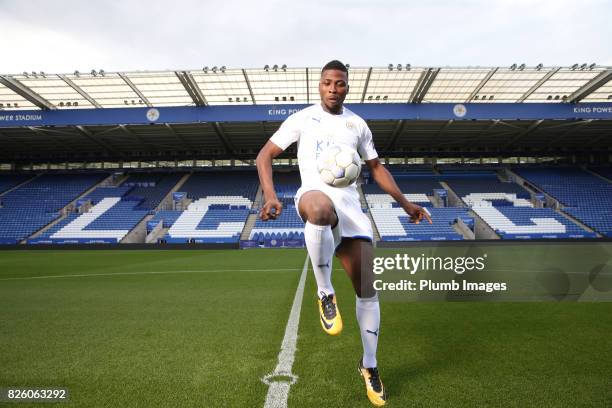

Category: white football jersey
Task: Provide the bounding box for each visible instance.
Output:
[270,103,378,196]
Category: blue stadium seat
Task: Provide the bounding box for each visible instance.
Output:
[513,167,612,237]
[1,172,108,244]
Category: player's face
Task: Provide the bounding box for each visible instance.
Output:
[319,69,349,114]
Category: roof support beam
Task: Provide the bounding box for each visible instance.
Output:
[360,67,373,103]
[27,126,77,151]
[516,67,560,102]
[548,119,593,147]
[566,69,612,103]
[242,69,256,105]
[408,68,439,103]
[94,126,122,137]
[466,68,497,102]
[0,129,30,151]
[119,125,156,151]
[75,125,123,158]
[211,122,236,155]
[449,119,500,147]
[164,123,191,150]
[432,120,454,146]
[435,130,516,147]
[1,130,41,154]
[175,71,207,106]
[502,120,543,149]
[384,120,406,152]
[24,126,77,137]
[485,120,501,133]
[58,74,102,108]
[118,73,152,107]
[537,120,593,131]
[0,75,55,110]
[496,120,524,131]
[585,132,611,147]
[437,119,454,136]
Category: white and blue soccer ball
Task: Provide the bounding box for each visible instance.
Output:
[317,145,361,188]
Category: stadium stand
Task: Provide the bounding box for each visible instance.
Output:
[250,206,304,247]
[0,165,608,245]
[121,172,186,210]
[0,173,108,244]
[180,171,259,201]
[439,169,596,239]
[27,171,190,244]
[32,197,150,244]
[513,167,612,237]
[162,171,257,243]
[590,166,612,182]
[365,191,467,241]
[362,169,471,240]
[246,171,305,247]
[29,171,182,244]
[165,200,251,243]
[473,206,596,239]
[0,173,33,194]
[363,180,440,199]
[150,210,182,229]
[81,186,134,204]
[444,176,531,204]
[437,165,502,174]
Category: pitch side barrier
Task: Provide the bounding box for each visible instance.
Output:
[375,237,611,248]
[0,243,239,250]
[0,238,610,251]
[1,103,612,127]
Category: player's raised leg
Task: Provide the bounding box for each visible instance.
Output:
[298,190,343,336]
[336,238,386,406]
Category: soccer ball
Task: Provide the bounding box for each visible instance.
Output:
[317,145,361,188]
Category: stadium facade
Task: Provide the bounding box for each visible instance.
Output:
[0,65,610,246]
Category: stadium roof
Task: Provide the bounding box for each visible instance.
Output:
[1,65,611,111]
[1,118,611,164]
[1,65,611,164]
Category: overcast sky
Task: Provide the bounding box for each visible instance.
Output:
[1,0,610,74]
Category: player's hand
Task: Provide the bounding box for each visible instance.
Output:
[403,203,432,224]
[260,197,283,221]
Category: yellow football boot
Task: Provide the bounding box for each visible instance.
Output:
[358,359,387,407]
[318,292,343,336]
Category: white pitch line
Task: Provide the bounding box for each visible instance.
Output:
[262,255,309,408]
[0,268,295,281]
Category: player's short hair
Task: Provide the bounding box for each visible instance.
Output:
[321,60,348,79]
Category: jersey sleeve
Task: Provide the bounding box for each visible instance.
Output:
[269,114,301,150]
[357,123,378,161]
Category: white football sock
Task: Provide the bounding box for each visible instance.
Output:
[304,221,335,297]
[356,294,380,368]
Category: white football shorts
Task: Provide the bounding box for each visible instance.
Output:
[294,184,374,243]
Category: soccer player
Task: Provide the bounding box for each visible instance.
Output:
[256,60,432,407]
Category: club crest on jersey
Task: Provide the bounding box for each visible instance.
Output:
[346,121,355,129]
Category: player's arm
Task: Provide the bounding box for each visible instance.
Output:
[365,158,432,224]
[255,140,284,220]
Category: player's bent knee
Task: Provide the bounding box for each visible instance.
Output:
[307,203,335,225]
[299,193,336,226]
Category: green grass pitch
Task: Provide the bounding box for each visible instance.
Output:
[0,248,611,407]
